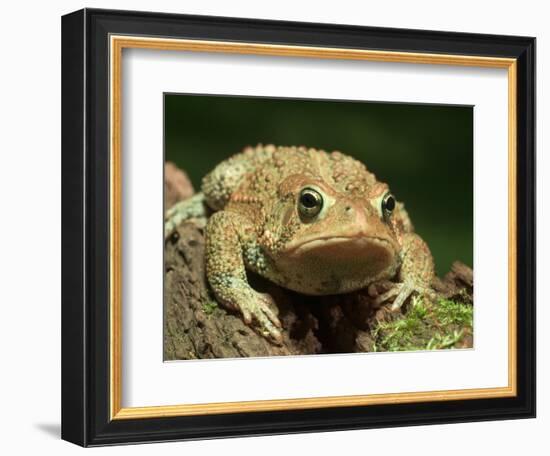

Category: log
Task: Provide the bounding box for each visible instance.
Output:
[432,261,474,304]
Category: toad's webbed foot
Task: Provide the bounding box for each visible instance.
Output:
[225,283,283,343]
[209,276,283,343]
[240,291,283,342]
[373,280,436,311]
[372,231,435,311]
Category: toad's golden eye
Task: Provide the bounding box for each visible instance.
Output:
[382,193,396,218]
[298,188,323,219]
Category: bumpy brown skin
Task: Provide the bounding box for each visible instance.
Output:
[167,144,434,343]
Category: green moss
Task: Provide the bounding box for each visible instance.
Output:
[202,300,218,315]
[436,298,473,327]
[372,297,473,352]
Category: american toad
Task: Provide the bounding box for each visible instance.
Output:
[165,145,434,343]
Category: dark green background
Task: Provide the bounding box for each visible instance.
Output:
[165,94,473,276]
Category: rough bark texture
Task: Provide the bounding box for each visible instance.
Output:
[163,166,474,360]
[433,261,474,304]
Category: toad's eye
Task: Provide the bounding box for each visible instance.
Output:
[298,188,323,219]
[382,193,396,218]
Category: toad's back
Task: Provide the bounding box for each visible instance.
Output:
[201,144,378,212]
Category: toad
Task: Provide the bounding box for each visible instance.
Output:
[165,145,434,343]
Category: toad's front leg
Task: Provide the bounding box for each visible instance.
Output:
[205,211,283,343]
[375,233,435,311]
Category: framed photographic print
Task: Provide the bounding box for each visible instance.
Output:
[61,8,535,446]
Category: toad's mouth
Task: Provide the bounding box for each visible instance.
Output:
[284,235,397,261]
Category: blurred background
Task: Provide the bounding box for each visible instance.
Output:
[165,94,473,276]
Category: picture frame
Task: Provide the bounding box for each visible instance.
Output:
[61,8,536,447]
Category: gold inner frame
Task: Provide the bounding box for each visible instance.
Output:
[109,35,518,420]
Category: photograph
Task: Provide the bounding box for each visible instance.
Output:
[163,94,474,360]
[58,6,536,447]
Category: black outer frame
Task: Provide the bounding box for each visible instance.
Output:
[61,8,536,447]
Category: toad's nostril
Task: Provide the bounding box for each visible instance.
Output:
[345,206,353,213]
